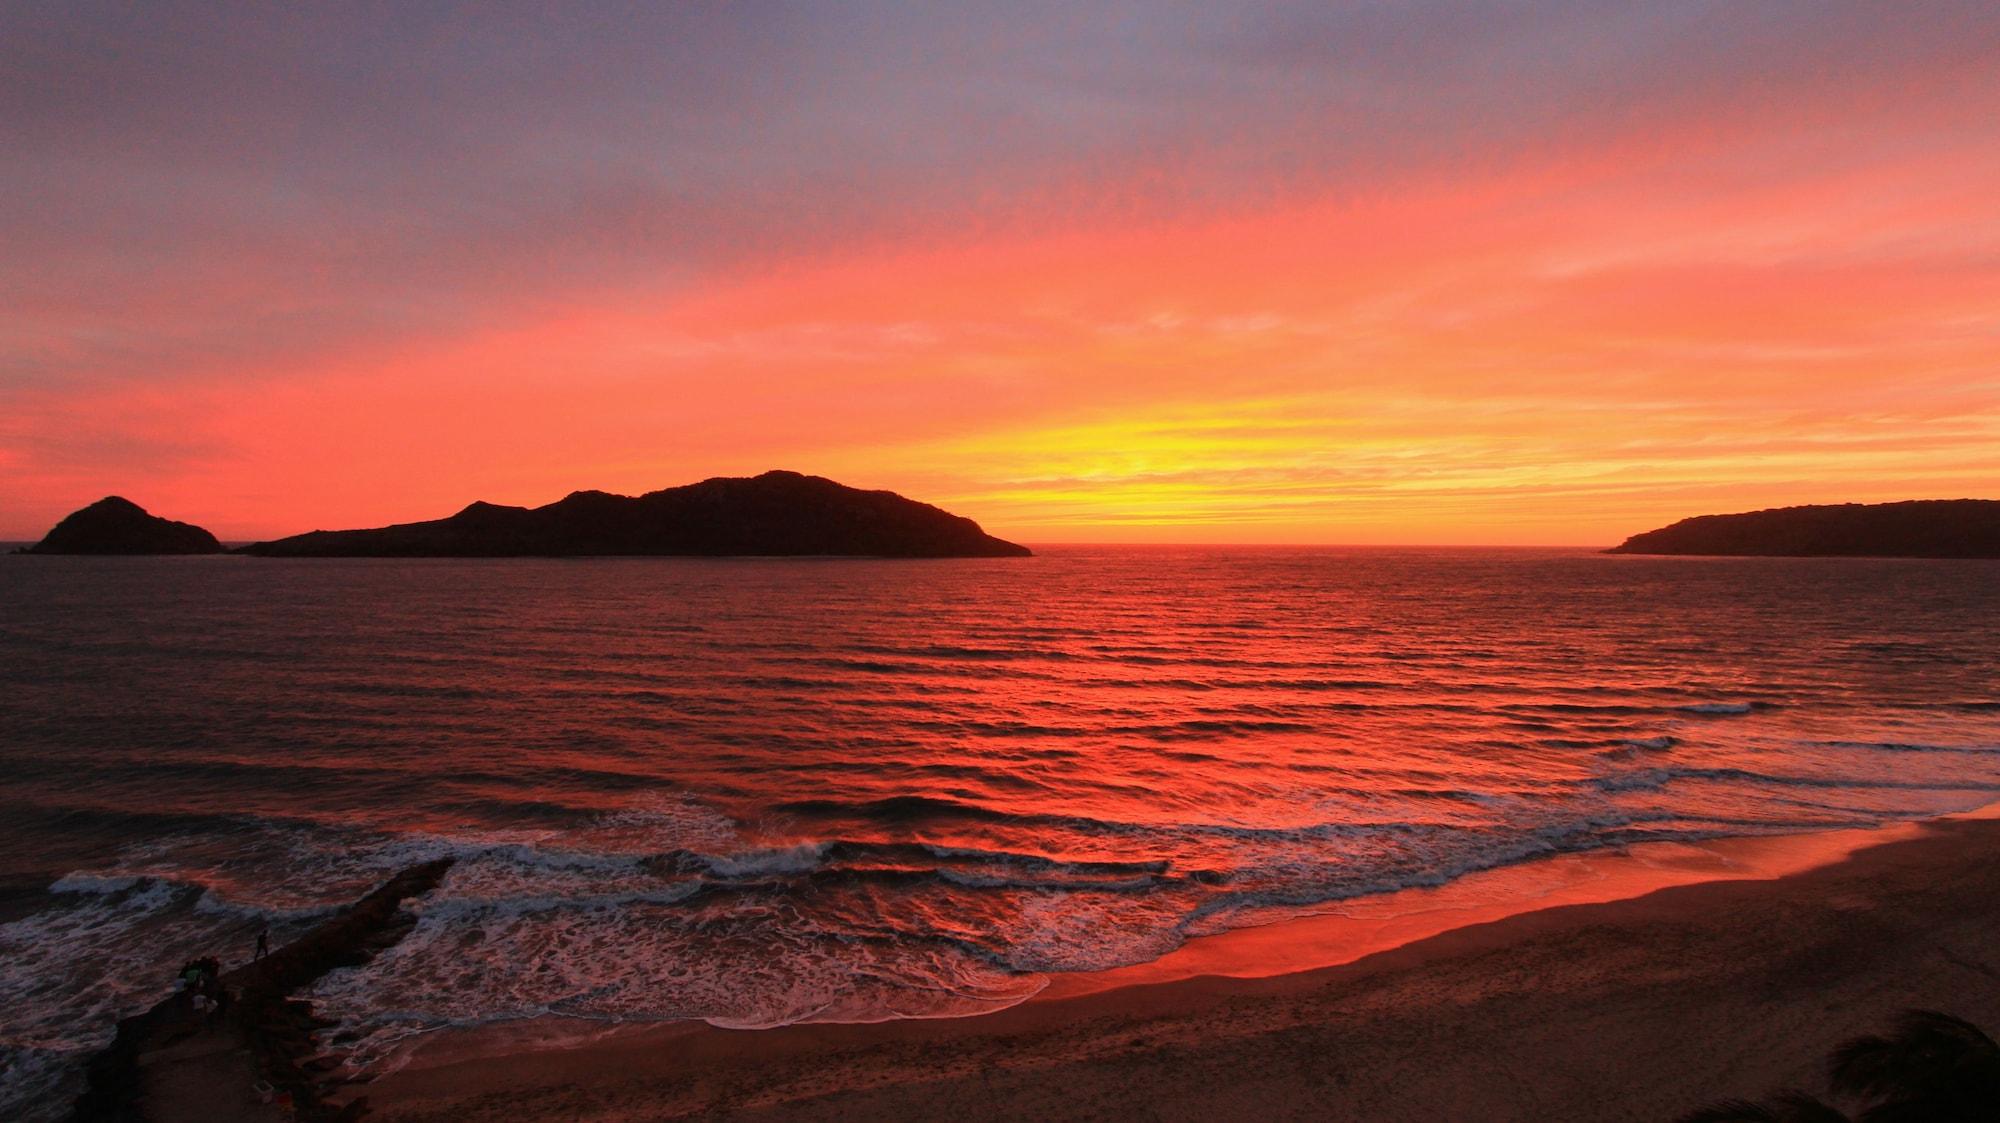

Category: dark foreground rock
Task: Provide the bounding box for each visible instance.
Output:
[1607,499,2000,558]
[25,497,223,555]
[72,859,454,1122]
[240,470,1030,558]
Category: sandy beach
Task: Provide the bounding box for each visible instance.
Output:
[352,813,2000,1122]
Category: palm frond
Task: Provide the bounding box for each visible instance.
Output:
[1829,1009,2000,1103]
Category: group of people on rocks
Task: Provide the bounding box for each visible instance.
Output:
[174,956,227,1018]
[171,928,272,1021]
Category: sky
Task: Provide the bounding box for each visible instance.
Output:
[4,1,1998,544]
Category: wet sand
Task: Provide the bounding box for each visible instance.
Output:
[357,814,2000,1122]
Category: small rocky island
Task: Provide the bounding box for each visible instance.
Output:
[22,496,224,554]
[1607,499,2000,558]
[240,470,1031,558]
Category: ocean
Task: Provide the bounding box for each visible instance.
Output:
[3,547,1999,1116]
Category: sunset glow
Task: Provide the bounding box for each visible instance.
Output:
[6,4,1999,542]
[11,10,2000,1118]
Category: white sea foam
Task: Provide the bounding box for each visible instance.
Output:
[9,552,2000,1115]
[0,876,244,1121]
[48,873,145,895]
[308,880,1047,1068]
[703,842,829,878]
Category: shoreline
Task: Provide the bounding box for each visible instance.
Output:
[1033,814,1946,1002]
[352,806,2000,1121]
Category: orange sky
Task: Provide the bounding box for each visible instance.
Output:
[5,4,1999,543]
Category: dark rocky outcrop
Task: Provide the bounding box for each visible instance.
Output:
[1607,499,2000,558]
[72,859,453,1122]
[240,470,1030,558]
[25,497,223,555]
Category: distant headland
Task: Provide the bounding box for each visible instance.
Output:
[236,471,1031,558]
[1607,499,2000,558]
[20,496,224,555]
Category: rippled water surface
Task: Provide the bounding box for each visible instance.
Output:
[4,547,2000,1115]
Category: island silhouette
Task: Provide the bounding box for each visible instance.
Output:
[1609,499,2000,558]
[237,470,1031,557]
[27,489,1999,559]
[21,496,223,555]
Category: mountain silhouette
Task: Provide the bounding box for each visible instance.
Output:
[24,497,224,554]
[1608,499,2000,558]
[239,471,1031,558]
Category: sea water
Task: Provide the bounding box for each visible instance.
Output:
[3,547,1998,1116]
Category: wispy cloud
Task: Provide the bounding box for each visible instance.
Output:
[4,2,1998,540]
